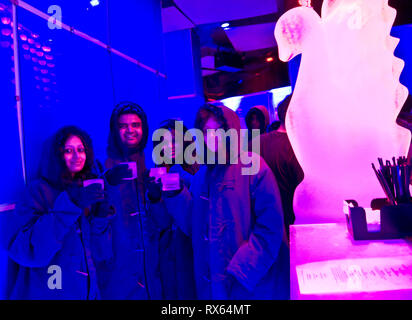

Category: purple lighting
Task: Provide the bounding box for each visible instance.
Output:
[1,28,11,36]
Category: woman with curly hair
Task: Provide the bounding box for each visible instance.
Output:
[2,126,115,299]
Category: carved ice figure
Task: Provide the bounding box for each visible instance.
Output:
[274,0,411,223]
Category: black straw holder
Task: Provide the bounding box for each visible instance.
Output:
[345,199,412,240]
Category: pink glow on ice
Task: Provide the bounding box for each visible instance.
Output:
[274,0,411,224]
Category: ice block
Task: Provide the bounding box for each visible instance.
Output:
[274,0,411,223]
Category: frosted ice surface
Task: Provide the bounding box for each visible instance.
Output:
[274,0,411,223]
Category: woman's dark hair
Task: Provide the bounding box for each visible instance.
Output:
[156,118,192,150]
[194,103,239,165]
[245,108,266,132]
[268,120,281,132]
[277,95,292,124]
[40,125,97,189]
[153,118,198,172]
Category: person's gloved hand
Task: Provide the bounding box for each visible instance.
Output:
[162,178,185,198]
[144,170,162,202]
[93,200,115,218]
[67,183,105,209]
[105,164,132,186]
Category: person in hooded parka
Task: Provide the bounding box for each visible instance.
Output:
[161,103,290,300]
[146,119,198,300]
[249,95,304,239]
[1,126,115,300]
[100,102,162,299]
[245,104,270,136]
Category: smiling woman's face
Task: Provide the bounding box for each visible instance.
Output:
[63,135,86,175]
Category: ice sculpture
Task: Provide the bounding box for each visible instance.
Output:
[274,0,411,223]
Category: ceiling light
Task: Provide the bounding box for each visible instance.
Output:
[90,0,100,7]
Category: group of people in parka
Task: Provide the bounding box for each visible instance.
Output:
[1,101,290,300]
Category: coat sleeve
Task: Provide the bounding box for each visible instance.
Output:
[88,184,118,264]
[162,186,193,237]
[146,199,173,232]
[147,167,196,234]
[226,156,286,292]
[4,183,83,268]
[89,216,113,264]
